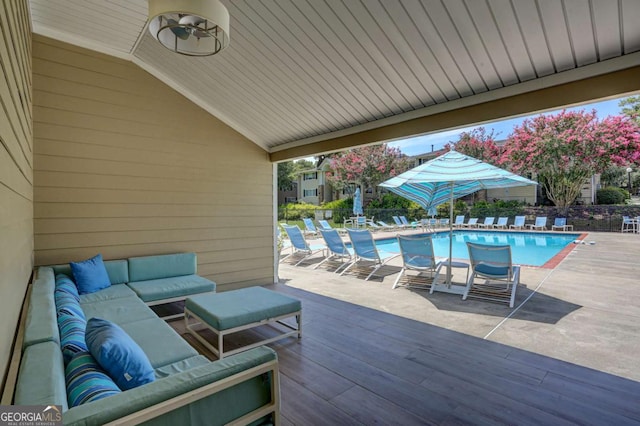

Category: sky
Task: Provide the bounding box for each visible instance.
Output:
[387,96,630,157]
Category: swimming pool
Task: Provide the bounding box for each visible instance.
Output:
[371,230,581,267]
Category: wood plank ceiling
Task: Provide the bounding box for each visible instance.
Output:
[29,0,640,155]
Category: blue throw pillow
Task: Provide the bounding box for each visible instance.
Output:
[70,254,111,295]
[85,318,155,390]
[65,352,121,407]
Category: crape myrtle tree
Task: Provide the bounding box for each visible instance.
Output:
[444,127,502,165]
[501,109,640,210]
[325,144,413,200]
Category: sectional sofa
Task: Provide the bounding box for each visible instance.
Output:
[12,253,280,425]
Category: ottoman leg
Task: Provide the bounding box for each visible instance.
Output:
[296,313,302,339]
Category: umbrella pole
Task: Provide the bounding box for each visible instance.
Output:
[447,182,453,286]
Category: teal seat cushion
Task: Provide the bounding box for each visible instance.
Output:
[128,253,197,282]
[86,318,155,390]
[126,274,215,302]
[14,341,69,411]
[185,287,301,331]
[154,355,210,379]
[119,318,199,368]
[52,259,129,285]
[80,296,157,325]
[65,352,121,407]
[79,284,137,304]
[23,267,59,348]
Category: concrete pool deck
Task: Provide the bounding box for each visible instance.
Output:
[278,230,640,383]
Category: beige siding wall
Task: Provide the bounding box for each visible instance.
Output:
[0,1,33,381]
[33,36,274,291]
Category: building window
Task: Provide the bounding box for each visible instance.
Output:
[303,189,318,197]
[285,197,297,203]
[303,172,318,180]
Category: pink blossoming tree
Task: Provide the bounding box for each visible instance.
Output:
[501,109,640,209]
[445,127,502,165]
[325,144,412,200]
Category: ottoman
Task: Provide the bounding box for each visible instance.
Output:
[185,286,302,359]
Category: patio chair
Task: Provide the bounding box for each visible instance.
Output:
[527,216,547,231]
[302,218,319,237]
[393,235,444,289]
[377,221,397,230]
[494,217,508,229]
[463,218,479,228]
[464,242,521,308]
[319,219,347,235]
[439,218,450,227]
[392,216,406,229]
[340,229,398,281]
[399,215,419,228]
[281,225,325,266]
[453,215,466,228]
[509,216,526,230]
[551,218,573,231]
[621,216,635,233]
[477,217,495,229]
[315,229,353,272]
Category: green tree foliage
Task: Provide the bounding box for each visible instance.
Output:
[444,127,502,165]
[325,144,413,200]
[596,187,627,205]
[277,161,296,191]
[619,96,640,124]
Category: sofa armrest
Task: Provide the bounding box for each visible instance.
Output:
[63,346,279,426]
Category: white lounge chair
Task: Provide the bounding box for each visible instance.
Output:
[527,216,547,231]
[464,242,521,308]
[453,215,466,228]
[494,217,508,229]
[477,217,495,229]
[551,218,573,231]
[621,216,635,233]
[509,216,526,230]
[463,218,479,228]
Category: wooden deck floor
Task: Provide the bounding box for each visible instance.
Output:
[168,284,640,425]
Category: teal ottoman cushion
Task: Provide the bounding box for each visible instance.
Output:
[127,274,215,302]
[185,287,301,331]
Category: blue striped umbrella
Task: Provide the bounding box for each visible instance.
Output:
[353,187,363,216]
[380,149,537,287]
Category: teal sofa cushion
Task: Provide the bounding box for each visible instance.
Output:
[65,352,121,407]
[14,341,68,411]
[61,347,277,426]
[127,274,215,302]
[80,296,157,325]
[79,283,137,304]
[86,318,155,390]
[128,253,197,282]
[53,259,129,285]
[23,267,59,348]
[70,254,111,294]
[154,355,210,379]
[120,318,198,368]
[185,286,301,331]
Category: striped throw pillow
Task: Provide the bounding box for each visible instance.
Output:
[55,274,80,302]
[58,313,88,364]
[65,352,121,407]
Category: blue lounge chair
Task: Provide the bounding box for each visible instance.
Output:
[453,215,466,228]
[315,229,353,272]
[319,219,347,235]
[340,229,398,281]
[392,216,406,229]
[393,235,444,289]
[464,242,521,308]
[552,218,573,231]
[302,218,319,237]
[377,221,396,230]
[281,225,325,266]
[399,215,419,228]
[439,218,450,227]
[621,216,635,233]
[527,216,547,231]
[494,217,508,229]
[477,217,495,229]
[509,216,526,230]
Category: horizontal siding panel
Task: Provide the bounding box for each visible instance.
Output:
[33,37,275,288]
[34,202,273,219]
[34,216,273,234]
[0,144,32,199]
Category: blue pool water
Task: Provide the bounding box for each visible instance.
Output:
[371,230,580,266]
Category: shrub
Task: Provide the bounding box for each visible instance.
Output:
[366,194,425,222]
[321,198,352,224]
[278,202,317,221]
[596,187,626,205]
[469,199,524,218]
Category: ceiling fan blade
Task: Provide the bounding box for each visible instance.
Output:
[167,18,190,40]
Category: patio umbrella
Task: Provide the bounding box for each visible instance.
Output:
[353,187,363,216]
[379,149,537,289]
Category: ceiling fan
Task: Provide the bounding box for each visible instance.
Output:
[148,0,230,57]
